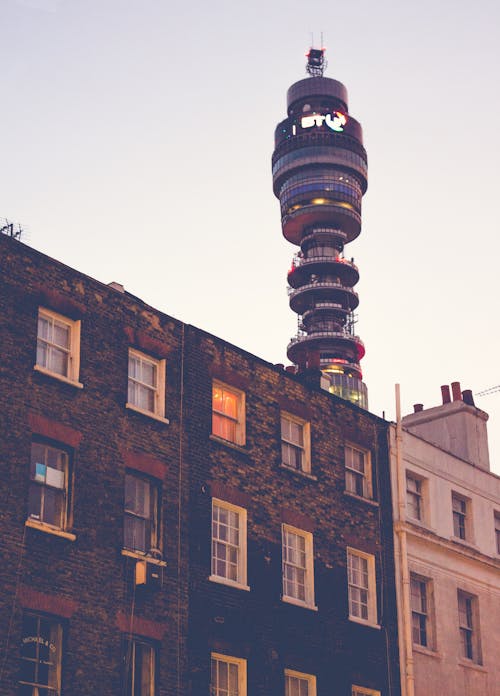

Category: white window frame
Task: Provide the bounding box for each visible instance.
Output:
[345,444,372,499]
[452,492,472,541]
[457,590,481,664]
[28,441,70,532]
[285,669,317,696]
[352,687,381,696]
[281,524,316,610]
[123,472,160,556]
[212,381,246,446]
[281,412,311,473]
[406,472,424,522]
[494,512,500,555]
[210,652,247,696]
[210,499,249,590]
[20,612,63,695]
[35,307,82,386]
[410,574,433,649]
[127,348,167,421]
[347,547,378,626]
[125,637,156,696]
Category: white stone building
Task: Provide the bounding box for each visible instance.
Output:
[390,382,500,696]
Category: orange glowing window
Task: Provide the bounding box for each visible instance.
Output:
[212,382,245,445]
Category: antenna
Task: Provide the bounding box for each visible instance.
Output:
[0,219,23,240]
[306,45,327,77]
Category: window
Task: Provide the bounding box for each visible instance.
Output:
[281,413,311,473]
[345,444,371,499]
[124,473,159,555]
[212,381,245,446]
[211,499,248,589]
[36,308,81,383]
[210,653,246,696]
[410,575,431,647]
[29,442,69,530]
[352,688,381,696]
[494,512,500,555]
[452,493,469,540]
[20,613,62,696]
[347,548,377,625]
[285,669,316,696]
[458,591,481,663]
[125,638,155,696]
[282,525,315,608]
[406,473,423,521]
[127,349,166,418]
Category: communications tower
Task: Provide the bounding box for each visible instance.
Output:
[272,47,368,408]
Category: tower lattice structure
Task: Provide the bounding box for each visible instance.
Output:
[272,48,368,408]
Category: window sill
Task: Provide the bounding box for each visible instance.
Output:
[282,595,318,611]
[125,403,169,424]
[413,644,441,659]
[208,575,250,591]
[33,364,83,389]
[458,658,486,672]
[121,549,166,566]
[343,491,378,507]
[209,434,248,453]
[25,518,76,541]
[279,464,317,481]
[348,616,381,629]
[450,536,478,551]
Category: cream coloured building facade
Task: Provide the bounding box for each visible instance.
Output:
[390,383,500,696]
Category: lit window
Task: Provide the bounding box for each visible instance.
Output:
[211,653,246,696]
[494,512,500,555]
[282,525,315,609]
[127,349,166,419]
[212,381,245,446]
[452,493,470,541]
[285,669,316,696]
[20,613,62,696]
[36,308,81,384]
[29,442,69,530]
[411,575,432,648]
[345,444,372,499]
[352,688,381,696]
[347,548,377,625]
[458,591,481,663]
[124,473,159,555]
[281,413,311,473]
[125,638,155,696]
[210,499,248,589]
[406,473,423,521]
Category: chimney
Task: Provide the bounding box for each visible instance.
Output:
[413,403,424,413]
[451,381,462,401]
[462,389,475,407]
[441,385,451,404]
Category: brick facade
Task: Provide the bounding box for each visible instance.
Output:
[0,233,400,695]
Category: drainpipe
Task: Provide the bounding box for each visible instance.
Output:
[394,384,415,696]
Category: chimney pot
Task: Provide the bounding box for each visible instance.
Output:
[462,389,475,407]
[413,403,424,413]
[441,385,451,404]
[451,381,462,401]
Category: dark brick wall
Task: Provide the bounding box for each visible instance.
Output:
[184,326,401,696]
[0,235,188,695]
[0,234,400,695]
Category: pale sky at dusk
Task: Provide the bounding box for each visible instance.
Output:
[2,0,500,473]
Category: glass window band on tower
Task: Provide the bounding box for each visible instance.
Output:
[272,51,368,409]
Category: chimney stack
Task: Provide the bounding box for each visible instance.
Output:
[441,385,451,404]
[451,381,462,401]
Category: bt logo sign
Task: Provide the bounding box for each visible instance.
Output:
[300,111,347,133]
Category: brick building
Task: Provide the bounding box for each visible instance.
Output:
[0,232,400,695]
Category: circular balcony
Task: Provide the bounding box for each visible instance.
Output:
[287,255,359,288]
[282,202,361,245]
[287,330,365,364]
[288,281,359,314]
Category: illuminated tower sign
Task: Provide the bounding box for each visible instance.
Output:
[272,48,368,408]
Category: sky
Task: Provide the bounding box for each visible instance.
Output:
[2,0,500,474]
